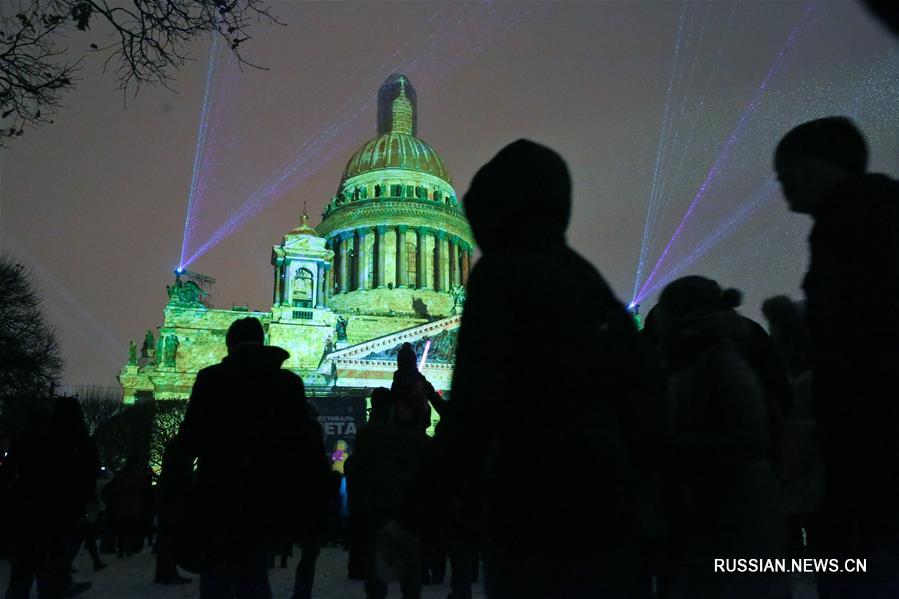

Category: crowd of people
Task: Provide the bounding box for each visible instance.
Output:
[1,116,897,599]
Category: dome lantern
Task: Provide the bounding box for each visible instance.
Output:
[390,80,414,135]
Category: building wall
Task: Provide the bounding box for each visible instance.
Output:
[269,319,334,371]
[327,288,454,319]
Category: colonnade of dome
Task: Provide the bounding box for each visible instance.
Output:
[312,73,474,318]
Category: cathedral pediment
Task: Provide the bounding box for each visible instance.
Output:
[318,315,460,391]
[326,314,460,364]
[278,235,328,255]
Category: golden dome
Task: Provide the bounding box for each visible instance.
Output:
[286,209,319,237]
[340,75,451,185]
[341,131,452,184]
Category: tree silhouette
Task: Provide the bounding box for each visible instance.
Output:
[0,256,61,398]
[149,398,187,478]
[77,385,124,435]
[1,0,279,145]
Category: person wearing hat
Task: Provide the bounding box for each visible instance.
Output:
[653,276,791,598]
[775,117,899,597]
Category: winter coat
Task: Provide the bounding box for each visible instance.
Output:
[179,344,319,549]
[803,173,899,509]
[663,317,788,598]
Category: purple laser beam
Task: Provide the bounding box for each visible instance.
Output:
[635,6,811,302]
[635,181,777,304]
[180,35,224,268]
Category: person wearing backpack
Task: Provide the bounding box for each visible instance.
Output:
[179,317,318,599]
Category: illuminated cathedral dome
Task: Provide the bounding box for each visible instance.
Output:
[315,73,474,319]
[342,131,451,184]
[340,74,451,184]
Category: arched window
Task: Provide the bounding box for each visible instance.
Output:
[291,267,315,308]
[374,184,381,198]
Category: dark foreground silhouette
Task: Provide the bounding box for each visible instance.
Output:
[3,120,898,599]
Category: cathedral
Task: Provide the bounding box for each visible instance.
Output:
[118,75,473,419]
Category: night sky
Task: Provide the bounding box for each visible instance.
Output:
[1,1,896,387]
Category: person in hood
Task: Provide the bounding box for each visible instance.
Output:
[402,140,663,598]
[179,317,316,599]
[775,117,899,597]
[653,276,791,599]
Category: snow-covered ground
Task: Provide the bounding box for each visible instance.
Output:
[0,545,487,599]
[0,545,821,598]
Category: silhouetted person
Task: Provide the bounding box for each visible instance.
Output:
[289,403,334,599]
[105,455,149,558]
[154,434,193,584]
[1,396,98,599]
[179,317,318,599]
[391,347,445,585]
[345,388,392,581]
[761,295,810,383]
[653,277,790,599]
[351,383,429,599]
[775,117,899,596]
[391,342,442,426]
[404,140,662,598]
[75,466,109,573]
[762,295,822,560]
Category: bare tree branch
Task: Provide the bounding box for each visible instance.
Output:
[0,256,63,397]
[0,0,279,147]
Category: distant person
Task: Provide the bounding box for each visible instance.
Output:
[289,402,335,599]
[775,117,899,597]
[79,466,111,572]
[351,383,430,599]
[653,277,790,599]
[391,342,443,425]
[179,317,321,599]
[1,396,98,599]
[105,455,149,558]
[345,387,393,581]
[74,465,109,573]
[401,140,663,598]
[154,434,193,584]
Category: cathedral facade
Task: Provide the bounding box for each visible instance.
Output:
[119,74,473,405]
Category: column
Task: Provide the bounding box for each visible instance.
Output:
[355,228,368,291]
[326,255,335,297]
[273,260,283,305]
[376,225,387,288]
[435,231,447,292]
[325,239,334,296]
[449,238,459,288]
[416,226,430,290]
[396,225,408,288]
[461,244,471,286]
[316,262,325,308]
[339,233,350,293]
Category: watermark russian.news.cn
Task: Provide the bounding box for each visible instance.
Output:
[714,558,867,574]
